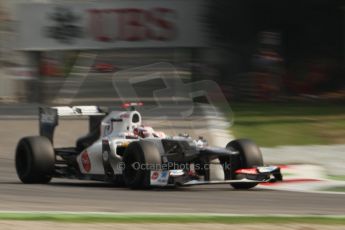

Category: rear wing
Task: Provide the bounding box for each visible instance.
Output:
[39,106,107,144]
[50,106,106,116]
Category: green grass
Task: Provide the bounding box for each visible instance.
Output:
[322,186,345,192]
[228,103,345,147]
[0,213,344,224]
[328,175,345,181]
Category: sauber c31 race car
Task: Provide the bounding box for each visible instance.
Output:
[15,103,282,189]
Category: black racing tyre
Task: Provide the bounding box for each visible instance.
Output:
[15,136,55,184]
[122,141,161,189]
[226,139,263,189]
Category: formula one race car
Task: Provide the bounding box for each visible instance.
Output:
[15,103,282,189]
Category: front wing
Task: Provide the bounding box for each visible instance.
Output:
[150,166,283,186]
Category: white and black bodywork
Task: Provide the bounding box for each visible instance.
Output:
[15,103,282,189]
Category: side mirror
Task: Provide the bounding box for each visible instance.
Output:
[111,118,123,122]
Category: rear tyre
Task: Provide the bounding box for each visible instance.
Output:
[122,141,161,189]
[15,136,55,183]
[226,139,263,189]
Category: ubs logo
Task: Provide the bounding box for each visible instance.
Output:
[44,7,83,43]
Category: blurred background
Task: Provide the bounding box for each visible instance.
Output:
[0,0,344,147]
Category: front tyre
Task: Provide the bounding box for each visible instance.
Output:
[122,141,161,189]
[15,136,55,183]
[226,139,263,189]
